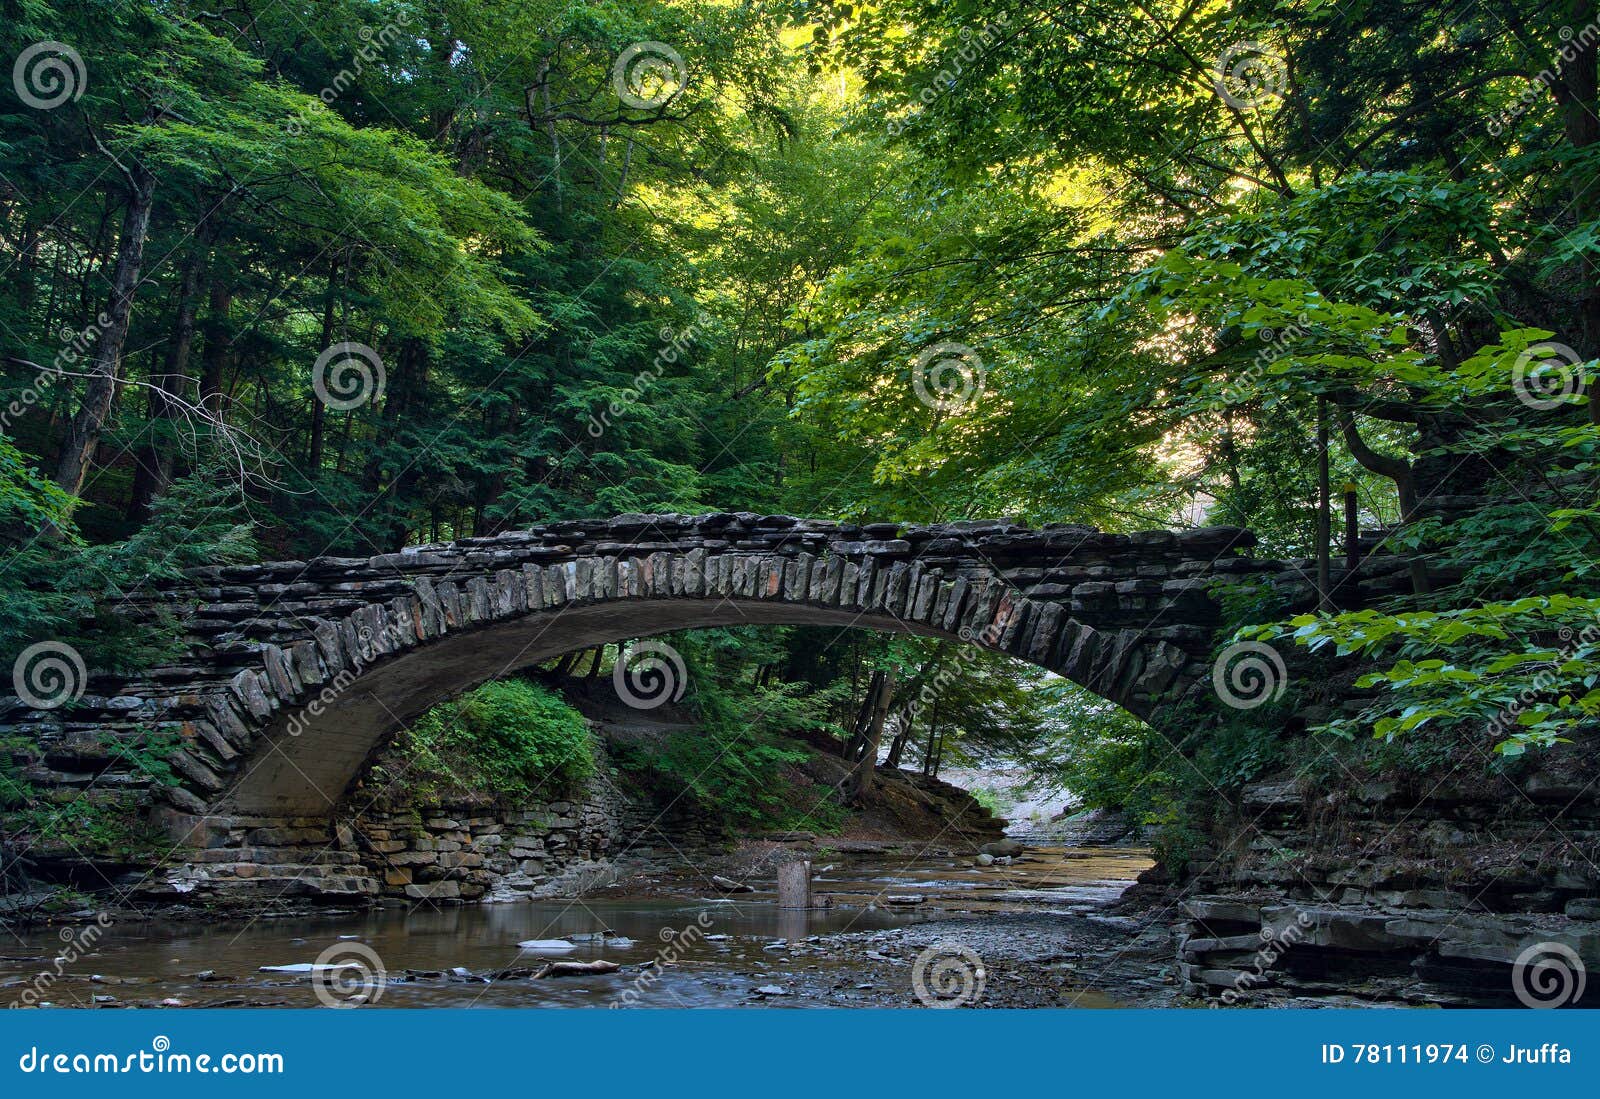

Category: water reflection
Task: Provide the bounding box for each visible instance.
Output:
[0,846,1149,1009]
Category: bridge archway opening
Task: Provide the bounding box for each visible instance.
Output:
[217,591,1191,819]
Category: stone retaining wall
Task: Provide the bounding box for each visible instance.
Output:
[343,741,726,904]
[134,737,727,909]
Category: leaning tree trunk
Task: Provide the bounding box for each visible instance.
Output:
[844,669,885,761]
[884,710,914,769]
[848,667,895,802]
[55,164,156,500]
[1332,403,1431,595]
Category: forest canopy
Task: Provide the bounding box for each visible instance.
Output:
[3,0,1599,825]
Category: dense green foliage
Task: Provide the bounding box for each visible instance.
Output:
[392,679,594,801]
[604,628,833,828]
[3,0,1599,859]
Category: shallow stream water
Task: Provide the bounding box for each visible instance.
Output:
[1,846,1151,1008]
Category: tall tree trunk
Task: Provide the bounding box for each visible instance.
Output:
[55,164,156,500]
[1558,1,1600,419]
[198,281,232,416]
[128,242,204,522]
[307,263,339,474]
[1315,396,1332,610]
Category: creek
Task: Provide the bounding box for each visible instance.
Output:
[1,846,1156,1009]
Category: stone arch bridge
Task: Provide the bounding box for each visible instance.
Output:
[3,513,1408,898]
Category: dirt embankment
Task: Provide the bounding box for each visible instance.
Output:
[566,680,1008,861]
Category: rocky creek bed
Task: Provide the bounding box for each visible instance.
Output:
[0,846,1174,1009]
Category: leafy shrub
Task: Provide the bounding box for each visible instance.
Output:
[970,786,1006,815]
[395,679,594,801]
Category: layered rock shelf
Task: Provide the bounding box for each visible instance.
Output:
[1173,740,1600,1006]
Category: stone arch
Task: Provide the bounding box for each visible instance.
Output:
[9,512,1352,858]
[203,549,1208,818]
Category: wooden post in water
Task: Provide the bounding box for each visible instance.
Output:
[777,860,812,909]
